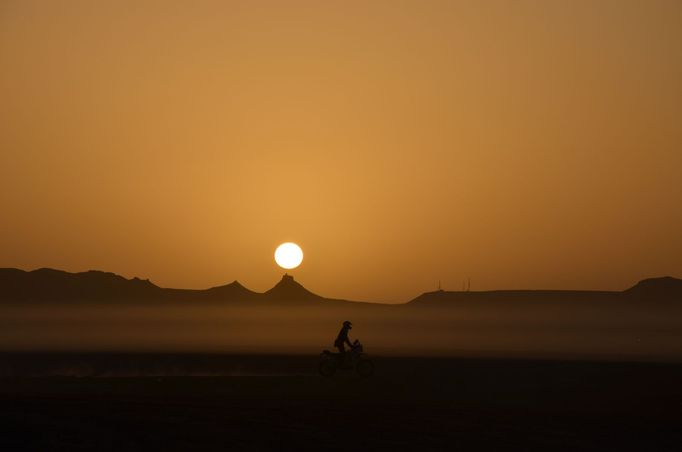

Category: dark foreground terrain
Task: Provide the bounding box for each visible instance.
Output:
[0,354,681,451]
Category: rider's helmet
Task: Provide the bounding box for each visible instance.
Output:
[343,320,352,329]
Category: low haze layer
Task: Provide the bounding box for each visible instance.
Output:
[1,268,680,360]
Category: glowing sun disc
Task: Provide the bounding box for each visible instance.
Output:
[274,242,303,269]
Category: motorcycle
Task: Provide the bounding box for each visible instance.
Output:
[319,339,375,377]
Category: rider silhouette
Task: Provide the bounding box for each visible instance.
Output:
[334,321,353,360]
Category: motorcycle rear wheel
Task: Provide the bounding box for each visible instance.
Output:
[319,360,337,377]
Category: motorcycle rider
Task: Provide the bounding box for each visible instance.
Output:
[334,320,353,363]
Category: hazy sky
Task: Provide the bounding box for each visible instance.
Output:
[1,0,680,302]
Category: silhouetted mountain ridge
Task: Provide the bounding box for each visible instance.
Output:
[0,268,680,305]
[0,268,160,302]
[0,268,336,304]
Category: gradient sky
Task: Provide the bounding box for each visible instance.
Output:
[1,0,681,302]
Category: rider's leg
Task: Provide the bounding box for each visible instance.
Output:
[336,344,345,364]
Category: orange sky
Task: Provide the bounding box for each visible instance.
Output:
[1,0,680,302]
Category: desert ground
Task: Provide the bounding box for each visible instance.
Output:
[0,353,680,451]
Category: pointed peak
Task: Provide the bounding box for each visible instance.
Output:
[270,273,301,290]
[264,273,320,301]
[208,279,254,294]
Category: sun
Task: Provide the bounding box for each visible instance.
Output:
[274,242,304,269]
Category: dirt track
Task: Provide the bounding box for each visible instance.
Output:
[1,356,681,451]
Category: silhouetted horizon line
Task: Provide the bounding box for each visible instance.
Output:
[1,266,681,305]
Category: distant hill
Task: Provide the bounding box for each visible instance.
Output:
[623,276,682,301]
[206,280,260,300]
[0,268,161,302]
[407,289,620,306]
[407,277,682,306]
[163,280,262,303]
